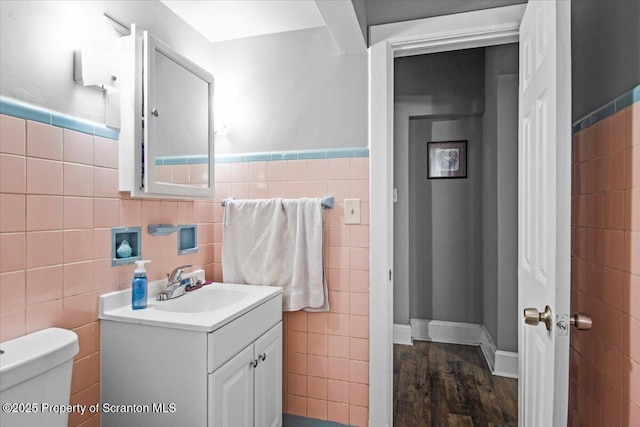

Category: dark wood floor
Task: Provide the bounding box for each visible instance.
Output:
[393,341,518,427]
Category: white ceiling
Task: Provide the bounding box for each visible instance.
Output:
[160,0,327,43]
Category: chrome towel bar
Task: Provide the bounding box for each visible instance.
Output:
[221,196,334,209]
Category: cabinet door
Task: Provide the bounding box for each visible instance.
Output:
[253,322,283,427]
[142,31,215,199]
[209,344,255,427]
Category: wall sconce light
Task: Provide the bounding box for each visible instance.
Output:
[73,14,130,131]
[74,49,120,130]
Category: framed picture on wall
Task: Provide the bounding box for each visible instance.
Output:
[427,140,467,179]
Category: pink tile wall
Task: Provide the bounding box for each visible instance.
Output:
[154,164,209,186]
[212,156,371,426]
[0,112,370,426]
[0,114,217,427]
[569,102,640,427]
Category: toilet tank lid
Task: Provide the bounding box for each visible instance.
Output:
[0,328,79,392]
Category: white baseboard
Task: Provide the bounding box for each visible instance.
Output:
[479,325,497,373]
[393,324,413,345]
[410,318,518,379]
[411,319,485,345]
[494,350,519,379]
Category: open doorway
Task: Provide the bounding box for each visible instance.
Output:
[370,3,573,425]
[391,45,520,423]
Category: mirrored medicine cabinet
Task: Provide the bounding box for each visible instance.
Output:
[118,24,215,199]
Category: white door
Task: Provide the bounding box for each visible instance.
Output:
[518,0,571,426]
[209,345,255,427]
[253,323,283,427]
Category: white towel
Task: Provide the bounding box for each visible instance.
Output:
[222,198,328,312]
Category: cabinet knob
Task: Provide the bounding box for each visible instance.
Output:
[259,353,267,362]
[151,108,159,117]
[249,359,258,368]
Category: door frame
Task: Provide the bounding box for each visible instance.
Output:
[368,5,527,426]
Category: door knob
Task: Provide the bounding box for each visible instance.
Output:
[524,305,552,331]
[570,313,592,330]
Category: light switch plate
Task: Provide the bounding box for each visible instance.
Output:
[344,199,361,224]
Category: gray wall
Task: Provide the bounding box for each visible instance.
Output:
[0,0,213,124]
[394,46,519,352]
[482,44,519,352]
[210,27,368,154]
[409,115,484,323]
[571,0,640,121]
[393,49,485,325]
[0,1,368,155]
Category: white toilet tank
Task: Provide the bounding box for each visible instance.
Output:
[0,328,79,427]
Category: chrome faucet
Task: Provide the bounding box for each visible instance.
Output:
[156,264,194,301]
[168,264,193,285]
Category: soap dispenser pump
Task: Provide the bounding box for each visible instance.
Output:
[132,260,150,310]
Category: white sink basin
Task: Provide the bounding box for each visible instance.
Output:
[99,270,282,332]
[155,289,247,313]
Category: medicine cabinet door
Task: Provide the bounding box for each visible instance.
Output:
[143,31,215,199]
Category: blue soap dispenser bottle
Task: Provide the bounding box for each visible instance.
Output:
[132,260,150,310]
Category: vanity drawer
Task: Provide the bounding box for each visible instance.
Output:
[207,294,282,373]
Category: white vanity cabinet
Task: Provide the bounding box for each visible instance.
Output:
[210,323,282,427]
[100,287,282,427]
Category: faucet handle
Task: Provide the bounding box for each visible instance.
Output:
[167,264,194,283]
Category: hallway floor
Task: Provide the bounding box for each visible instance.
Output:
[393,341,518,426]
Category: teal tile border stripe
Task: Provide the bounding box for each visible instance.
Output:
[158,147,371,166]
[282,414,353,427]
[156,155,209,166]
[0,96,369,160]
[0,96,119,140]
[572,84,640,134]
[215,147,369,164]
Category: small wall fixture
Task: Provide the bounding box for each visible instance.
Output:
[177,224,198,255]
[74,49,121,130]
[148,224,178,236]
[111,227,142,266]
